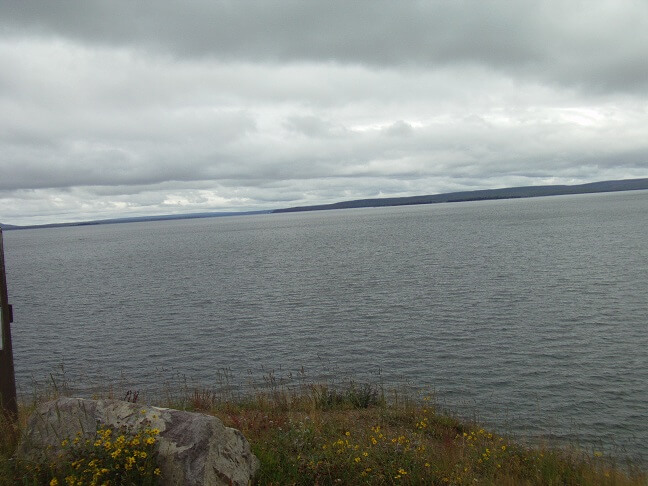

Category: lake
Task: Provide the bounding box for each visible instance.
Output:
[3,190,647,464]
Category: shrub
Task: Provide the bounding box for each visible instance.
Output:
[15,423,161,486]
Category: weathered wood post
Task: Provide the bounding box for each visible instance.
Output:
[0,228,18,419]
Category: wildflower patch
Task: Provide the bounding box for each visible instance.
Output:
[20,424,162,485]
[16,397,259,486]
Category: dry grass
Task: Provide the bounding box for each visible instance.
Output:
[174,382,645,485]
[1,379,645,485]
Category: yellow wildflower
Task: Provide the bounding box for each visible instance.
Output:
[125,456,136,470]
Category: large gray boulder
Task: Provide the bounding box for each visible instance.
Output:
[17,398,260,486]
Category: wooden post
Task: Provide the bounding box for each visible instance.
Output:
[0,228,18,419]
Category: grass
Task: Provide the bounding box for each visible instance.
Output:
[1,378,646,485]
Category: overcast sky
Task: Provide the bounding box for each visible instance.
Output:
[1,1,647,225]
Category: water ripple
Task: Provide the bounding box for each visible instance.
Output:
[4,191,648,465]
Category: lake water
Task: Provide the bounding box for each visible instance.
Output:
[3,191,647,464]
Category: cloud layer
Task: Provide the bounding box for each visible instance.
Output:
[1,1,647,224]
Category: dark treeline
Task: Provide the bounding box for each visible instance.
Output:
[273,178,648,213]
[3,178,647,230]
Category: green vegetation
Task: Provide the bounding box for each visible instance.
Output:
[1,379,645,485]
[1,414,161,486]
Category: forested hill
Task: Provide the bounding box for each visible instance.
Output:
[273,178,648,213]
[3,178,647,229]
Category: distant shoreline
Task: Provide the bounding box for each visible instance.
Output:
[273,177,648,213]
[2,177,647,230]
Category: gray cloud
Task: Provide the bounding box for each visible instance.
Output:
[0,1,647,225]
[3,1,647,93]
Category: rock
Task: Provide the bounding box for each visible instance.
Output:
[16,397,260,486]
